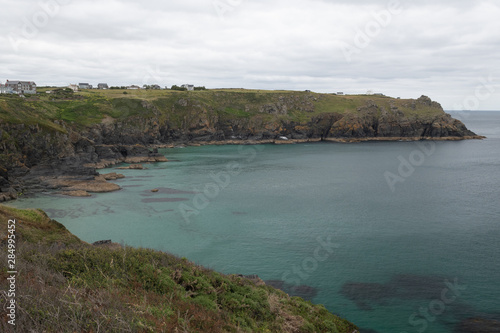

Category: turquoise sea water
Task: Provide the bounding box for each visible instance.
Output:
[9,111,500,333]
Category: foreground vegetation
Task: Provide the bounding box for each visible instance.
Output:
[0,205,357,332]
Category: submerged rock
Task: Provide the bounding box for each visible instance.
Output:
[340,274,451,310]
[117,164,145,170]
[59,190,91,197]
[264,280,319,301]
[456,317,500,332]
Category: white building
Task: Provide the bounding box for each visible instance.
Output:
[181,84,195,91]
[68,84,79,92]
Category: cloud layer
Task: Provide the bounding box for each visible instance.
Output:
[1,0,499,110]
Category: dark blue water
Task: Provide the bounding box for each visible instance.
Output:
[9,111,500,332]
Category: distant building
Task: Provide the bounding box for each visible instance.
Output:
[181,84,195,91]
[0,83,11,94]
[97,83,109,89]
[337,92,344,95]
[5,80,37,94]
[68,84,79,92]
[127,85,140,90]
[79,83,92,89]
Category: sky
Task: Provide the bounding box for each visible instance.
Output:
[1,0,499,110]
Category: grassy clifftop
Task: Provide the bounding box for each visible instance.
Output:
[0,88,445,130]
[0,205,358,332]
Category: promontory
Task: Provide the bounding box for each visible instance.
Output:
[0,88,482,201]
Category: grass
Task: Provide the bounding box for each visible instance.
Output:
[0,89,445,129]
[0,205,358,332]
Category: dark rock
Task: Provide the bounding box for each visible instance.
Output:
[456,317,500,333]
[264,280,319,301]
[359,329,380,333]
[92,240,112,246]
[340,274,451,310]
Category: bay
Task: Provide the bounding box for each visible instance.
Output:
[9,111,500,333]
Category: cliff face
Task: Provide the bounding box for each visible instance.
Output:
[0,122,163,201]
[0,91,481,200]
[74,96,477,144]
[328,99,476,138]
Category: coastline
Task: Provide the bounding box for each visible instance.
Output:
[0,135,486,203]
[0,92,486,203]
[152,135,486,149]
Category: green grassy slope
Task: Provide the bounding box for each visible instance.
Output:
[0,205,358,332]
[0,89,444,130]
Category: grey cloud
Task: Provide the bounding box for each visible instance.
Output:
[0,0,499,109]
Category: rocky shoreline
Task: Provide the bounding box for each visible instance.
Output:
[0,146,169,202]
[0,94,485,202]
[170,135,486,147]
[0,134,486,203]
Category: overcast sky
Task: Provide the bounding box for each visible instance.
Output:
[1,0,499,110]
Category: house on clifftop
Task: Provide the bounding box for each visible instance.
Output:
[0,83,10,94]
[4,80,37,94]
[79,83,92,89]
[68,84,79,92]
[181,84,195,91]
[98,83,109,89]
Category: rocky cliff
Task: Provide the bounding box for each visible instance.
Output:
[0,90,482,200]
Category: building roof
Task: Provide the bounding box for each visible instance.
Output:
[6,80,36,85]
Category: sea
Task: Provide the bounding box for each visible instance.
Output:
[8,111,500,333]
